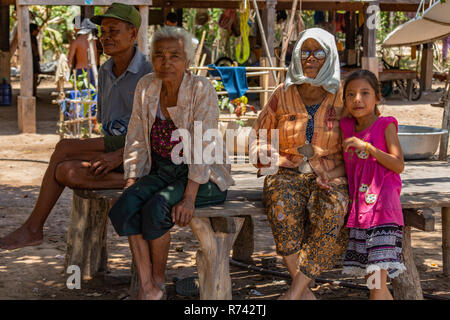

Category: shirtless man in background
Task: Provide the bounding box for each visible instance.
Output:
[68,18,98,87]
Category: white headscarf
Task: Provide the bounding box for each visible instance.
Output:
[285,28,340,94]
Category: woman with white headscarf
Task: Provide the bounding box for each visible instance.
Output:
[251,28,349,300]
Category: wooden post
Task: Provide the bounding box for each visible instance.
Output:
[344,12,356,66]
[252,0,277,82]
[65,192,110,281]
[362,1,379,79]
[0,4,10,83]
[17,5,36,133]
[278,0,298,83]
[81,5,94,20]
[138,6,149,57]
[232,215,254,263]
[190,216,245,300]
[438,89,450,160]
[420,43,433,91]
[443,207,450,276]
[391,226,424,300]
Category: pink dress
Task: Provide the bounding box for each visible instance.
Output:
[340,116,404,229]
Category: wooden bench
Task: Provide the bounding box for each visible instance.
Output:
[65,161,450,300]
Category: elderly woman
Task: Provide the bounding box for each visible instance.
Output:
[251,28,349,300]
[108,27,234,300]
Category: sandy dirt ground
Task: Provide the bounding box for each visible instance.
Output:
[0,78,449,300]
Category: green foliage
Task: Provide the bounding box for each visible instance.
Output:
[183,8,224,59]
[9,5,102,63]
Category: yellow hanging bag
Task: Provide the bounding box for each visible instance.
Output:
[236,0,250,64]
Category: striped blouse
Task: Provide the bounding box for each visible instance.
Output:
[250,83,348,185]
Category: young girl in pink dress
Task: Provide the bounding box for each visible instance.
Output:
[340,70,406,300]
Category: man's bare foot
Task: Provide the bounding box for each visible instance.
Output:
[138,286,164,300]
[0,224,43,250]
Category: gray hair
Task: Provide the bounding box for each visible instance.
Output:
[149,26,195,64]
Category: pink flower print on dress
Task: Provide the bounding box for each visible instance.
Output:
[365,193,377,205]
[359,184,369,193]
[357,150,369,159]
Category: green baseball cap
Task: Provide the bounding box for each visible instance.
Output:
[91,3,141,29]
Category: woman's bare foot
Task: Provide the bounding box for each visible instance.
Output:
[278,286,316,300]
[0,224,43,250]
[302,287,317,300]
[278,273,312,300]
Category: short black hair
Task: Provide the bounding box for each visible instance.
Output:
[166,12,178,23]
[30,23,39,33]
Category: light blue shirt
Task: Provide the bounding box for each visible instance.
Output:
[97,47,153,135]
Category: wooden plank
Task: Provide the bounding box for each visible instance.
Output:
[17,0,151,5]
[378,70,417,82]
[403,208,435,232]
[148,0,419,11]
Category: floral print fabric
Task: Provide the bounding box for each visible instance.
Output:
[263,167,349,278]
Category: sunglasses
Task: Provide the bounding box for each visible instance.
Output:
[300,49,326,60]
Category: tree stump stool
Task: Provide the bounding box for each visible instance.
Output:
[64,189,121,280]
[190,216,245,300]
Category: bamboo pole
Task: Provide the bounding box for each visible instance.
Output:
[198,53,207,76]
[278,0,299,84]
[194,30,207,67]
[250,0,277,82]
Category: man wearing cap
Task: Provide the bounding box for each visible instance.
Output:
[0,3,153,250]
[68,18,98,87]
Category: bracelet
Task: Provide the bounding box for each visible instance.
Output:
[365,142,371,154]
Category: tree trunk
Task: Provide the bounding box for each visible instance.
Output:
[190,216,244,300]
[65,192,109,281]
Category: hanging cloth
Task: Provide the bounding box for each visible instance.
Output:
[235,0,250,64]
[207,64,248,100]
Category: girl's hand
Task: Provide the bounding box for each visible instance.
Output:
[343,136,366,153]
[316,172,331,190]
[171,197,195,227]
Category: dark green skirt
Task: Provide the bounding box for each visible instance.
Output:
[108,154,227,240]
